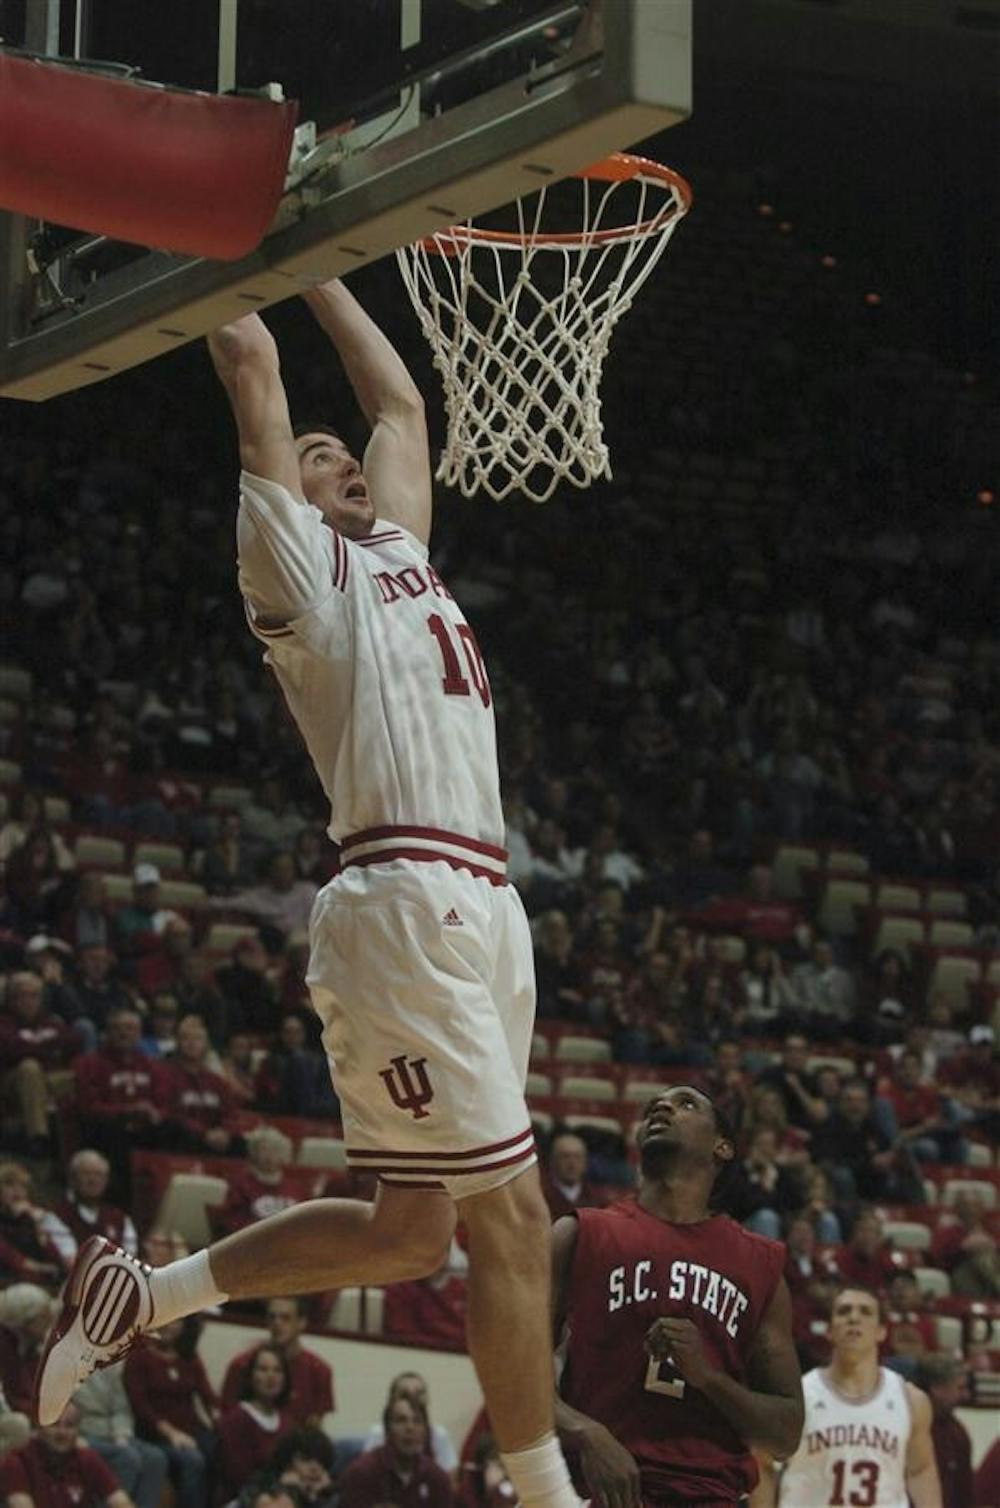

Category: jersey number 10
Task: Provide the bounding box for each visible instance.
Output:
[428,613,492,708]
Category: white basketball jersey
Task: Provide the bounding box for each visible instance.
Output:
[237,472,504,848]
[779,1367,912,1508]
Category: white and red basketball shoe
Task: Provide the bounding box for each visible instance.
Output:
[33,1235,155,1426]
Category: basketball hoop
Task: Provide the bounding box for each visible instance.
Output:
[396,153,691,503]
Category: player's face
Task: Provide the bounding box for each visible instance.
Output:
[637,1086,731,1173]
[296,432,375,538]
[828,1290,886,1358]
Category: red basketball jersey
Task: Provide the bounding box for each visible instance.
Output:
[561,1200,785,1505]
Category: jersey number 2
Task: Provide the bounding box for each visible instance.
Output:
[643,1354,685,1400]
[830,1459,879,1507]
[427,614,491,708]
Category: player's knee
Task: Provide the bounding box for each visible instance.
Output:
[371,1192,454,1281]
[461,1167,550,1270]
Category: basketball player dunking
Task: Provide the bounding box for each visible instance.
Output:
[759,1286,941,1507]
[35,280,580,1508]
[552,1086,804,1508]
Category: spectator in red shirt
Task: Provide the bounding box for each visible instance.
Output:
[340,1397,453,1508]
[123,1317,217,1508]
[930,1190,1000,1300]
[220,1297,334,1426]
[882,1270,938,1370]
[940,1025,1000,1143]
[214,1127,303,1238]
[384,1257,467,1350]
[0,1162,68,1289]
[0,1403,132,1508]
[782,1213,839,1368]
[0,1282,55,1415]
[914,1355,973,1508]
[0,971,81,1154]
[216,1344,296,1503]
[160,1014,243,1155]
[74,1006,167,1143]
[134,915,195,1001]
[540,1133,605,1223]
[974,1437,1000,1508]
[886,1048,967,1164]
[51,1149,139,1256]
[834,1208,907,1293]
[363,1375,458,1480]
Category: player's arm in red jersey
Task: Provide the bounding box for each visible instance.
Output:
[550,1216,642,1508]
[208,314,302,499]
[303,279,433,546]
[903,1383,943,1508]
[646,1278,804,1461]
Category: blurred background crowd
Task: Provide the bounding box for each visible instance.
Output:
[1,42,999,1508]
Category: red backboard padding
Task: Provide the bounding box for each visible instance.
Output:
[0,52,298,260]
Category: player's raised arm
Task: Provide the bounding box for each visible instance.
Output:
[549,1217,641,1508]
[646,1278,804,1461]
[208,313,302,498]
[903,1385,943,1508]
[210,314,331,629]
[303,278,432,546]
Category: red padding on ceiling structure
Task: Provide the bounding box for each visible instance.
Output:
[0,52,299,260]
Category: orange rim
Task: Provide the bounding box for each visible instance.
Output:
[418,153,692,255]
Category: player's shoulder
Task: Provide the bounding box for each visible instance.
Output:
[350,517,430,563]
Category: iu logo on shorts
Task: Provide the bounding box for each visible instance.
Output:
[380,1054,434,1119]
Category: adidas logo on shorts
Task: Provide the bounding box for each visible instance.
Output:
[442,908,463,926]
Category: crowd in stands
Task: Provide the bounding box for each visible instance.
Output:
[0,159,998,1508]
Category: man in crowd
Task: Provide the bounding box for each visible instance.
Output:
[51,1150,138,1256]
[541,1133,604,1223]
[914,1355,973,1508]
[221,1297,334,1426]
[159,1013,243,1155]
[73,1361,167,1508]
[339,1394,453,1508]
[0,1403,136,1508]
[0,972,81,1156]
[753,1036,828,1132]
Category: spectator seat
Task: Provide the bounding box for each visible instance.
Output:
[530,1109,553,1135]
[0,666,32,700]
[826,849,870,876]
[932,1314,964,1353]
[134,841,187,876]
[925,888,968,918]
[883,1221,932,1252]
[553,1035,613,1065]
[154,1172,229,1249]
[716,935,746,964]
[525,1072,553,1097]
[771,845,820,900]
[43,796,71,823]
[558,1075,618,1102]
[872,915,925,958]
[530,1033,550,1062]
[0,759,22,784]
[942,1179,997,1211]
[819,879,872,936]
[207,785,254,810]
[967,1143,992,1169]
[159,879,208,908]
[875,883,922,912]
[913,1266,951,1300]
[205,922,260,953]
[927,919,974,949]
[100,872,133,902]
[75,833,127,867]
[297,1138,348,1171]
[928,954,982,1008]
[806,1055,856,1078]
[0,699,21,725]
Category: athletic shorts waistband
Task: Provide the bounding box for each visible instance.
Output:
[339,825,508,885]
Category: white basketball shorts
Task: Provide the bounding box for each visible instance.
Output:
[306,855,537,1198]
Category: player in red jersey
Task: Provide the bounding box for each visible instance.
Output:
[552,1085,804,1508]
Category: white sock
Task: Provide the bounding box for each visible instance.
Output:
[501,1434,581,1508]
[147,1251,229,1328]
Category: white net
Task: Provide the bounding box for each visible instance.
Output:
[396,156,691,503]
